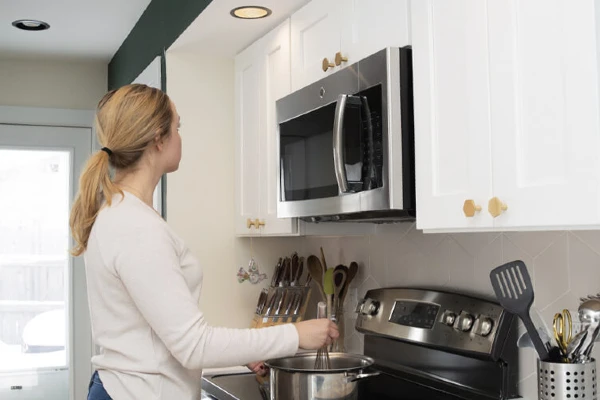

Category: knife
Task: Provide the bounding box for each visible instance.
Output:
[270,258,282,288]
[256,289,269,315]
[262,291,279,323]
[273,290,288,323]
[292,292,304,322]
[283,291,295,320]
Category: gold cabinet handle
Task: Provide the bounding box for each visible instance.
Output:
[255,219,265,228]
[322,57,335,72]
[488,197,508,218]
[335,52,348,66]
[247,218,257,229]
[463,200,482,218]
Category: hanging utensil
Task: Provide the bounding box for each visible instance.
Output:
[320,247,328,271]
[489,260,550,361]
[307,255,326,301]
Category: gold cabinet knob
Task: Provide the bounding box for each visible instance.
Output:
[255,219,265,228]
[247,218,257,229]
[488,197,508,218]
[463,200,482,217]
[335,52,348,66]
[322,57,335,72]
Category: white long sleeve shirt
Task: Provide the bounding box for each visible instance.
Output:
[84,191,299,400]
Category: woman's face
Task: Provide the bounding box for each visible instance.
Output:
[161,101,182,173]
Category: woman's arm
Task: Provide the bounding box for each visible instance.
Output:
[113,227,299,370]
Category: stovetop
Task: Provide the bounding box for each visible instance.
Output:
[202,288,520,400]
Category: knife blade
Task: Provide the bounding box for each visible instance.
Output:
[271,258,282,288]
[292,292,304,322]
[255,290,266,315]
[273,290,288,323]
[256,289,269,315]
[262,291,279,323]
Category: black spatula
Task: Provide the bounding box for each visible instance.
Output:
[490,260,550,361]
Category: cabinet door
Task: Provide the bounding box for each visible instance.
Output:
[488,0,600,228]
[290,0,344,91]
[340,0,410,64]
[413,0,494,231]
[259,20,298,236]
[234,44,262,236]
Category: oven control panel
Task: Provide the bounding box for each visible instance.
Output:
[355,288,512,358]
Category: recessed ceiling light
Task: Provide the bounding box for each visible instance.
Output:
[230,6,272,19]
[12,19,50,31]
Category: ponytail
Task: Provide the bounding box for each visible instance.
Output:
[69,84,173,256]
[69,149,122,256]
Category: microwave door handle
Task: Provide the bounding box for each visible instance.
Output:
[333,94,349,194]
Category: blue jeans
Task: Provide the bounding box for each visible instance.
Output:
[88,371,112,400]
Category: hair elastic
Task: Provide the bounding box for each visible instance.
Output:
[101,147,113,156]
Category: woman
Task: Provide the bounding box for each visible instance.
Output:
[70,84,338,400]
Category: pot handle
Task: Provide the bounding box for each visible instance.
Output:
[344,371,381,383]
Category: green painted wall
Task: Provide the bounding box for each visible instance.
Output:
[108,0,213,90]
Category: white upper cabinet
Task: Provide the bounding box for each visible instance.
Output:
[415,0,600,232]
[234,19,298,237]
[413,0,495,231]
[487,0,600,229]
[291,0,410,91]
[259,20,298,236]
[234,43,261,236]
[341,0,410,64]
[290,0,344,91]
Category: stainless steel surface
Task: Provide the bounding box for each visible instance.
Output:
[568,299,600,363]
[266,353,377,400]
[201,373,265,400]
[355,288,511,359]
[268,352,374,373]
[537,359,597,400]
[456,311,474,332]
[332,94,349,194]
[276,47,414,222]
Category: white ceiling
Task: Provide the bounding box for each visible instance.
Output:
[170,0,311,57]
[0,0,152,61]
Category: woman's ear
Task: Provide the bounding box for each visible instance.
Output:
[154,134,164,151]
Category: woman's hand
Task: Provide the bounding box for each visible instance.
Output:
[247,361,269,377]
[293,319,339,350]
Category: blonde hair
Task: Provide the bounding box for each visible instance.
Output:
[69,84,174,256]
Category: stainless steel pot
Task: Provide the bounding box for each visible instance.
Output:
[264,352,379,400]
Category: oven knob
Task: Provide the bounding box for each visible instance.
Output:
[365,300,380,316]
[477,317,494,337]
[442,311,457,326]
[457,312,474,332]
[357,298,380,316]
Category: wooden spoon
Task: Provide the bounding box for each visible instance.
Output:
[333,266,348,316]
[307,255,326,301]
[320,247,328,271]
[339,262,359,307]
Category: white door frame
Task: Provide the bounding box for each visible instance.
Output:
[0,106,95,400]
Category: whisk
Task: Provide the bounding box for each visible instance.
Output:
[314,301,331,369]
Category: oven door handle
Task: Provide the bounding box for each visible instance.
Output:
[333,94,350,194]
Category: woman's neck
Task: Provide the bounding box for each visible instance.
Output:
[113,168,161,207]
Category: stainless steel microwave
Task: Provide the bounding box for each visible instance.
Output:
[276,47,415,222]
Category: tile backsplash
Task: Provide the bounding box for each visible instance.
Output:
[236,223,600,400]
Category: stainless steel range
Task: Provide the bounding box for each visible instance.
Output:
[202,288,520,400]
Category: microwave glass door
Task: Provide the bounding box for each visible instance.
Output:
[279,85,383,202]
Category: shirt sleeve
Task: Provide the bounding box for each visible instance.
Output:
[113,226,299,370]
